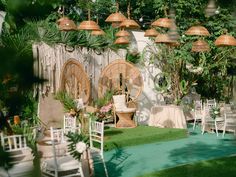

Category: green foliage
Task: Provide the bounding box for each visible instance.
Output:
[126,49,140,63]
[66,131,88,161]
[54,91,76,112]
[94,90,114,108]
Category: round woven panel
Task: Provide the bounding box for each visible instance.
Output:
[119,19,140,29]
[98,59,143,101]
[57,17,77,31]
[78,20,100,31]
[105,12,127,23]
[185,25,210,36]
[151,18,172,28]
[60,59,90,104]
[144,28,159,37]
[191,39,210,52]
[215,34,236,47]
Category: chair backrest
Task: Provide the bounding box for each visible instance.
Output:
[0,133,28,152]
[63,114,77,133]
[50,127,66,144]
[194,100,203,110]
[89,120,104,157]
[206,99,216,108]
[113,95,127,110]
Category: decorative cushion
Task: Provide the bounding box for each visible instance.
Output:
[113,95,126,110]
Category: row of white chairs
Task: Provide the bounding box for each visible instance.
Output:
[0,118,108,177]
[192,99,236,137]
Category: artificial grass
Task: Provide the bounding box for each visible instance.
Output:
[138,155,236,177]
[104,125,187,151]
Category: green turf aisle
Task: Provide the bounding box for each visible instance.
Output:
[94,125,236,177]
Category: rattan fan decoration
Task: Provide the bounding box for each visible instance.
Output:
[98,59,143,101]
[185,25,210,36]
[151,18,173,28]
[57,17,77,31]
[60,59,90,104]
[191,39,210,52]
[215,34,236,47]
[144,28,159,37]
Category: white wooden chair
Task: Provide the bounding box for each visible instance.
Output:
[89,120,108,177]
[63,114,77,134]
[193,100,204,130]
[41,127,84,177]
[201,106,224,136]
[0,133,34,177]
[222,112,236,137]
[206,99,216,108]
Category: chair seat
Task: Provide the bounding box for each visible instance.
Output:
[116,107,136,113]
[45,156,81,171]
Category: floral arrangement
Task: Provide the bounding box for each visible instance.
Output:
[66,132,88,160]
[210,105,220,119]
[100,103,113,114]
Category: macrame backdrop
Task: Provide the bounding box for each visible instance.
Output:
[33,42,126,99]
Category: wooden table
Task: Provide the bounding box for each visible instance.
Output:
[116,111,136,128]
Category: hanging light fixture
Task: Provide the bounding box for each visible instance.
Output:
[215,34,236,47]
[105,2,127,28]
[114,37,129,44]
[116,28,130,37]
[78,9,100,31]
[185,25,210,36]
[119,0,140,29]
[144,28,159,37]
[151,18,173,28]
[205,0,217,17]
[191,39,210,52]
[57,6,77,31]
[91,18,105,36]
[155,33,173,44]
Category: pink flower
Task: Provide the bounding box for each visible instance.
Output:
[100,103,113,113]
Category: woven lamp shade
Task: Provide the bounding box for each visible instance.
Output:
[215,34,236,47]
[114,37,129,44]
[105,12,127,23]
[191,39,210,52]
[78,20,100,31]
[151,18,172,28]
[57,17,77,31]
[167,41,180,47]
[119,19,140,29]
[116,30,130,37]
[185,25,210,36]
[155,34,173,43]
[91,29,105,36]
[144,28,159,37]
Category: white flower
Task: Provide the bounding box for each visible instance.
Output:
[76,142,87,153]
[214,111,219,115]
[186,63,193,69]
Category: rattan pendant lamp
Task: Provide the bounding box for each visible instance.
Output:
[57,7,77,31]
[91,18,105,36]
[119,0,140,29]
[78,9,100,31]
[116,28,130,37]
[114,37,129,44]
[185,25,210,36]
[105,1,127,28]
[192,39,210,52]
[144,28,159,37]
[215,31,236,47]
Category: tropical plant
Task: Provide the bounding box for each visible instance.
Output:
[54,91,76,112]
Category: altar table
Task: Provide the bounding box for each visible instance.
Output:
[148,105,187,129]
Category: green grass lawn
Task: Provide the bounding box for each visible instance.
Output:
[138,155,236,177]
[104,125,187,151]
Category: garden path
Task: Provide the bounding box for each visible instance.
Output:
[95,125,236,177]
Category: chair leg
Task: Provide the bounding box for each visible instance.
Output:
[193,119,196,130]
[215,121,218,137]
[222,123,226,137]
[201,124,205,135]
